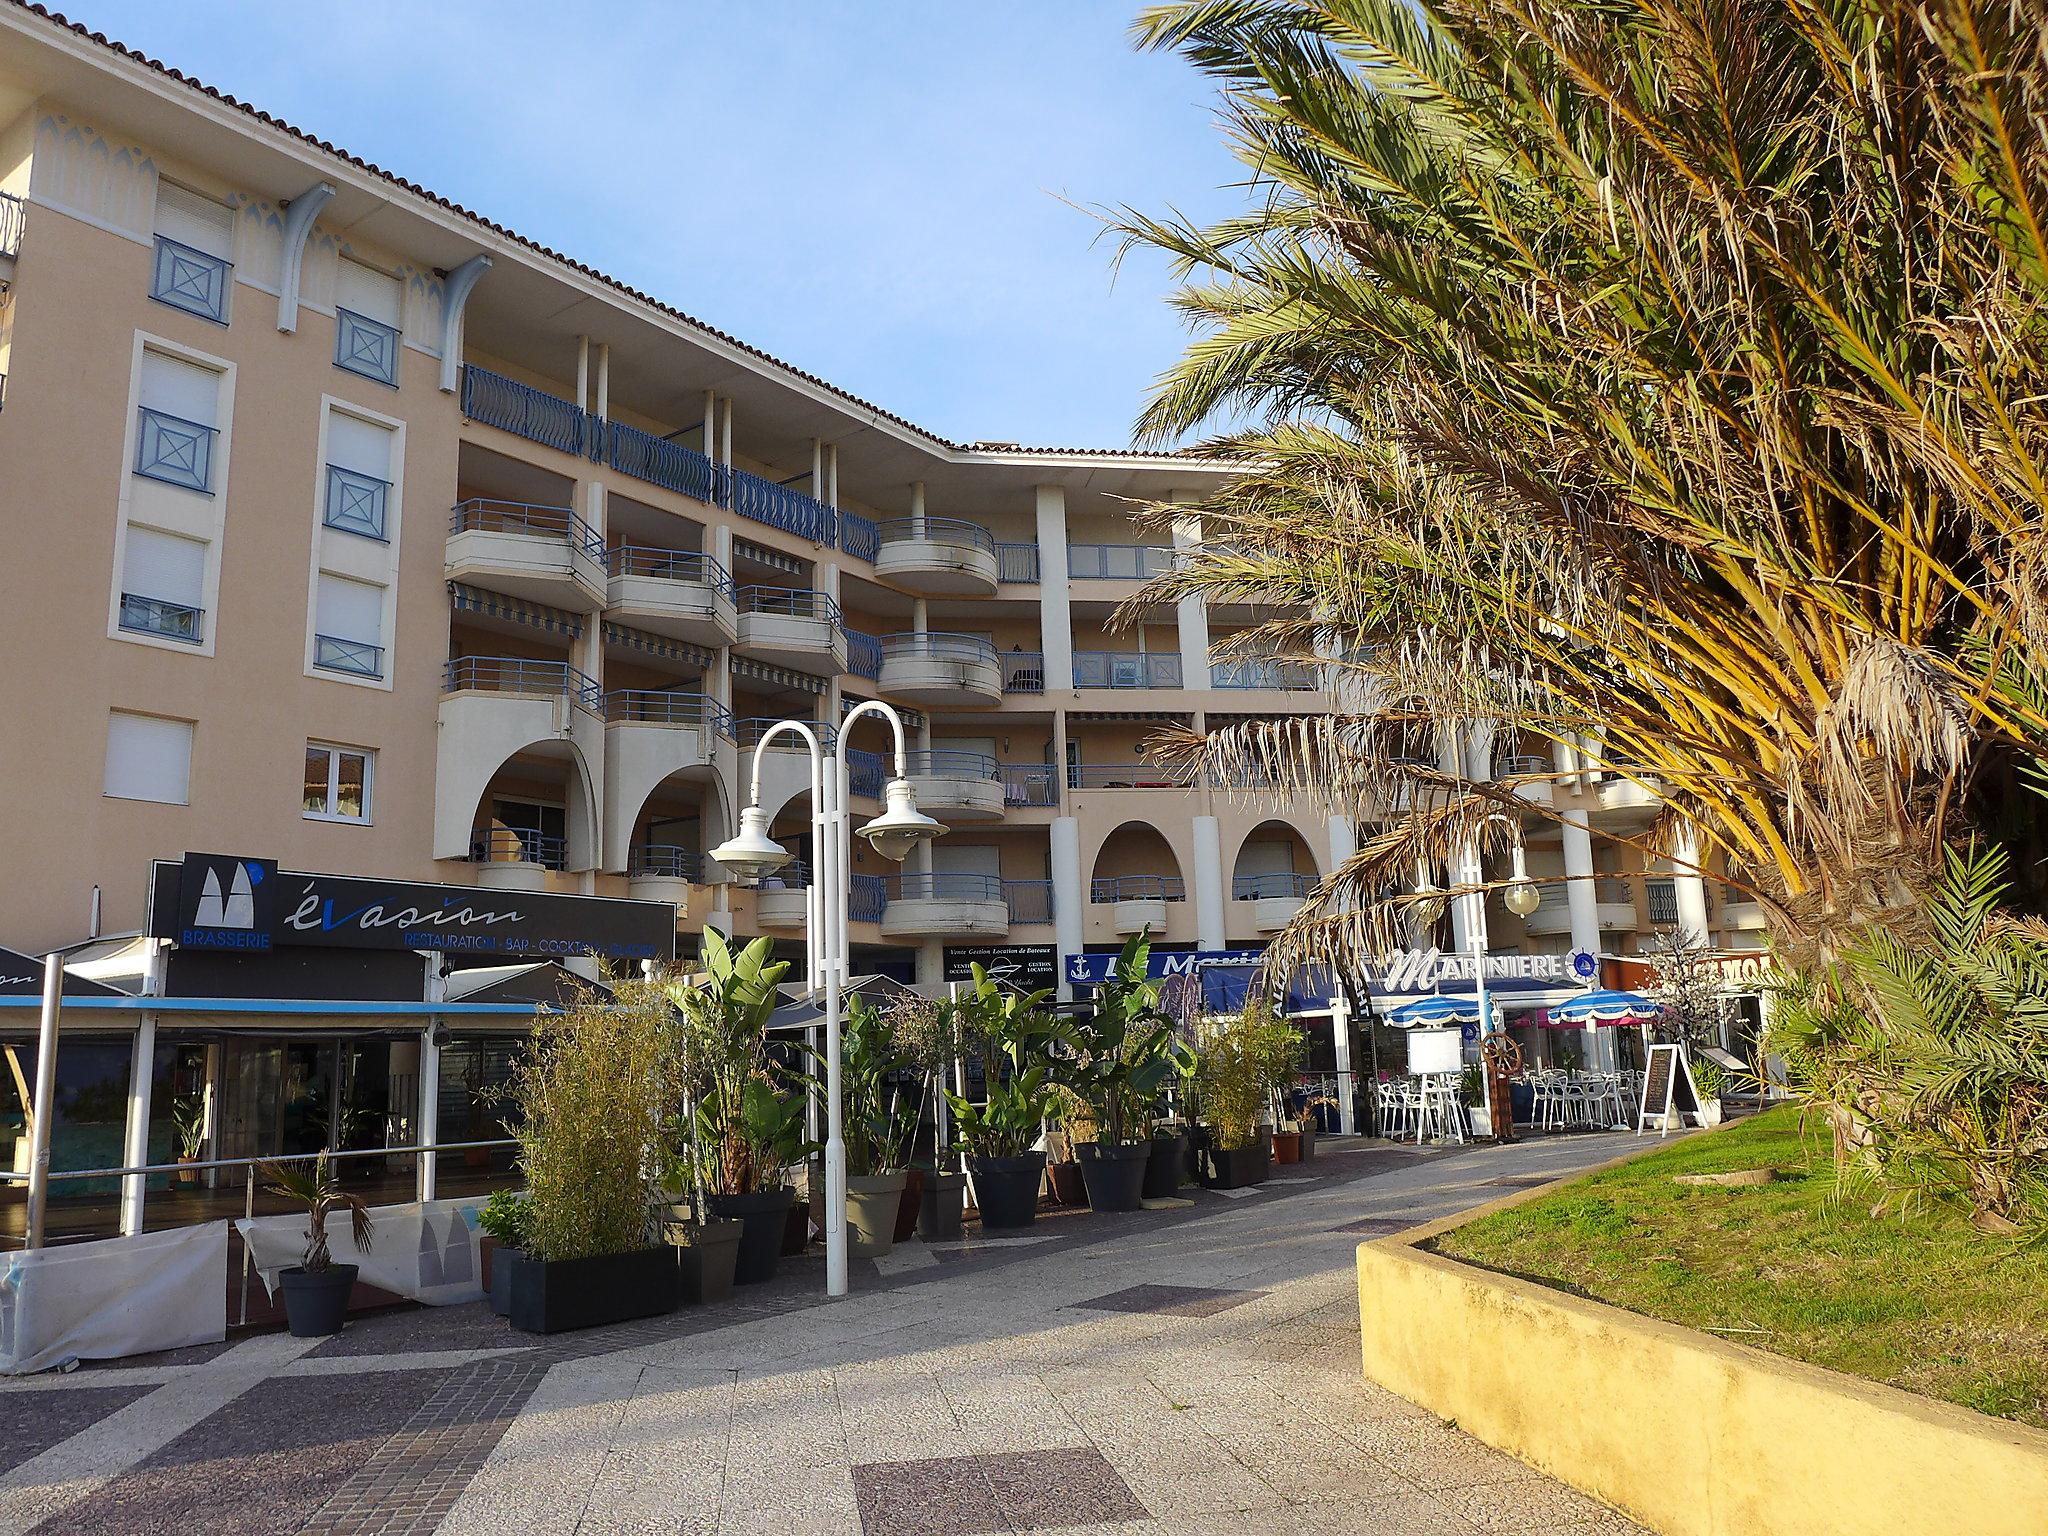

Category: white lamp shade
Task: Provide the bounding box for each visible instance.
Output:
[858,778,945,862]
[709,805,791,880]
[1503,880,1541,917]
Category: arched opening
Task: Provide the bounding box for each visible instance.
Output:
[622,770,720,885]
[1089,821,1185,904]
[465,739,598,876]
[1230,819,1320,901]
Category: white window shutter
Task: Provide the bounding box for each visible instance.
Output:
[316,573,384,644]
[121,528,207,607]
[138,351,221,428]
[326,412,394,479]
[336,257,403,326]
[934,843,1002,878]
[153,182,234,260]
[104,712,193,804]
[1237,841,1296,878]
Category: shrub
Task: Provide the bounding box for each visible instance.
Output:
[1197,997,1304,1151]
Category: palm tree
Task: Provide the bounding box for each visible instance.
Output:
[1111,0,2048,976]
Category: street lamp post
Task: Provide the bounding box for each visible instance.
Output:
[710,700,943,1298]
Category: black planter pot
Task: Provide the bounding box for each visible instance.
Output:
[487,1246,525,1317]
[1076,1141,1151,1212]
[1199,1138,1271,1190]
[707,1187,796,1284]
[668,1218,743,1306]
[918,1169,967,1242]
[505,1246,679,1334]
[968,1151,1045,1229]
[781,1195,812,1257]
[279,1263,357,1337]
[1143,1132,1188,1199]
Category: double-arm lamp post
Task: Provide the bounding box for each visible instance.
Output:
[709,700,943,1298]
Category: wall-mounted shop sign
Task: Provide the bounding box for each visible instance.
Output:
[1063,948,1265,986]
[943,944,1059,991]
[1360,946,1597,996]
[151,854,675,962]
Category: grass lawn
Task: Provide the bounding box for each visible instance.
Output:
[1428,1106,2048,1428]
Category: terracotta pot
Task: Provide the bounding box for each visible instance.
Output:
[1273,1130,1303,1165]
[893,1166,925,1243]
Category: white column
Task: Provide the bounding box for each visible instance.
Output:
[416,1027,441,1203]
[1561,807,1608,1069]
[1326,814,1357,873]
[1051,817,1085,999]
[1170,503,1209,690]
[915,940,944,989]
[1329,994,1356,1135]
[576,335,590,413]
[703,390,716,461]
[826,444,839,518]
[594,342,609,420]
[909,480,927,537]
[1035,486,1073,691]
[1192,815,1226,952]
[1674,825,1711,945]
[118,1009,158,1236]
[719,397,733,468]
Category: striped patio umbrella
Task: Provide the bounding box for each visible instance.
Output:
[1548,989,1664,1026]
[1387,995,1483,1028]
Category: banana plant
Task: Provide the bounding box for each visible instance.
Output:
[1054,929,1197,1146]
[942,963,1064,1160]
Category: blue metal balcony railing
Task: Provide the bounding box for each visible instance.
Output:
[334,308,400,386]
[1068,762,1198,790]
[134,406,217,493]
[905,749,999,780]
[324,464,390,541]
[846,630,883,680]
[845,748,886,800]
[1072,652,1182,689]
[118,593,203,644]
[607,419,719,504]
[601,690,736,737]
[448,498,606,562]
[739,586,841,623]
[878,516,996,553]
[468,828,566,870]
[1068,543,1172,580]
[1091,875,1187,903]
[1647,879,1679,925]
[724,465,835,543]
[997,543,1041,584]
[150,235,230,323]
[839,511,880,563]
[443,655,601,711]
[1210,659,1320,691]
[1496,754,1550,777]
[461,365,591,457]
[629,844,703,882]
[0,191,22,259]
[1002,652,1046,694]
[606,544,736,599]
[735,716,836,752]
[881,632,999,667]
[1232,872,1314,900]
[849,873,887,923]
[314,635,385,678]
[1003,880,1054,924]
[1000,763,1058,808]
[892,872,1005,903]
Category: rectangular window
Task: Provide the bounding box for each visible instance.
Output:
[323,411,395,540]
[303,742,373,822]
[104,711,193,804]
[313,572,386,678]
[334,258,402,386]
[150,182,233,323]
[119,526,207,643]
[134,350,222,493]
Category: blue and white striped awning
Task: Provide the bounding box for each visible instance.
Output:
[447,582,584,637]
[1387,996,1482,1028]
[1550,989,1664,1025]
[600,621,713,669]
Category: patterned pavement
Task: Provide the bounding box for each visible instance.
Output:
[0,1134,1652,1535]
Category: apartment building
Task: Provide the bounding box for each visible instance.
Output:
[0,8,1763,1010]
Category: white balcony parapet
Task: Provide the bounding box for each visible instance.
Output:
[878,873,1009,939]
[874,517,1000,595]
[877,633,1002,706]
[605,546,739,646]
[445,499,607,612]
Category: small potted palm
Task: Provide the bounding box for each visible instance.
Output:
[172,1092,206,1185]
[256,1152,373,1337]
[944,965,1063,1229]
[476,1189,530,1316]
[834,998,918,1258]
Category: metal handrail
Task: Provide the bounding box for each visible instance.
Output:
[755,858,810,888]
[1067,762,1198,789]
[878,516,997,553]
[738,585,841,623]
[1002,879,1055,923]
[1068,543,1172,580]
[606,418,718,504]
[119,593,204,643]
[1496,754,1551,776]
[997,543,1041,584]
[469,827,567,869]
[724,465,835,543]
[606,544,735,598]
[881,632,999,666]
[1210,659,1320,691]
[443,655,602,711]
[601,689,735,736]
[839,510,881,562]
[0,190,22,259]
[449,498,606,562]
[314,635,384,678]
[628,844,702,881]
[1092,874,1187,902]
[1232,871,1314,899]
[1072,651,1182,689]
[892,872,1005,902]
[461,365,590,457]
[905,748,999,779]
[845,630,883,680]
[844,748,886,799]
[1000,763,1059,806]
[735,716,836,751]
[1002,652,1046,693]
[134,404,219,493]
[1647,878,1679,924]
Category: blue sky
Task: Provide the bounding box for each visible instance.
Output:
[67,1,1247,447]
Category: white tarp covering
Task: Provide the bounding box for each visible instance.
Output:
[235,1198,487,1306]
[0,1221,228,1374]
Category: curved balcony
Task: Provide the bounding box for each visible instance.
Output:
[434,658,606,864]
[1517,885,1574,937]
[1595,876,1638,932]
[877,632,1002,706]
[1494,753,1555,807]
[1091,874,1185,935]
[445,499,607,612]
[606,546,738,646]
[1232,871,1312,933]
[735,586,845,672]
[1722,898,1771,932]
[465,828,562,892]
[626,844,699,911]
[906,749,1004,822]
[874,517,999,595]
[1593,767,1663,824]
[754,859,811,928]
[879,872,1010,940]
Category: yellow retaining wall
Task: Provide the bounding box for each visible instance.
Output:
[1357,1184,2048,1536]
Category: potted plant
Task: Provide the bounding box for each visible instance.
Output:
[256,1152,373,1337]
[1054,930,1194,1213]
[944,965,1062,1229]
[476,1189,530,1317]
[654,1100,743,1307]
[1196,998,1303,1188]
[831,997,919,1259]
[1691,1054,1727,1127]
[1144,975,1203,1199]
[172,1092,206,1186]
[500,978,677,1334]
[667,931,804,1286]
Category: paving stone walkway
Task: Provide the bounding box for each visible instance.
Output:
[0,1135,1651,1535]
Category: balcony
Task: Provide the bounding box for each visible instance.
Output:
[1069,544,1171,581]
[1723,897,1771,932]
[602,690,730,864]
[119,593,204,645]
[446,499,607,611]
[1002,651,1046,695]
[998,543,1040,584]
[461,365,593,458]
[1069,762,1197,791]
[1497,753,1554,806]
[905,749,1004,822]
[0,190,22,261]
[840,511,880,563]
[466,827,564,892]
[605,419,717,505]
[1210,660,1320,691]
[1073,652,1182,690]
[1092,874,1184,935]
[845,747,886,801]
[846,629,883,681]
[879,872,1009,940]
[1004,880,1054,925]
[874,517,999,595]
[1000,763,1059,809]
[755,860,810,928]
[1594,767,1663,822]
[1518,884,1575,936]
[626,844,700,910]
[1232,871,1312,933]
[1596,876,1636,931]
[735,587,845,671]
[878,632,1002,706]
[725,466,835,543]
[605,546,738,646]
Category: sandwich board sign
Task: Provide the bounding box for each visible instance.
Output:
[1636,1043,1704,1136]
